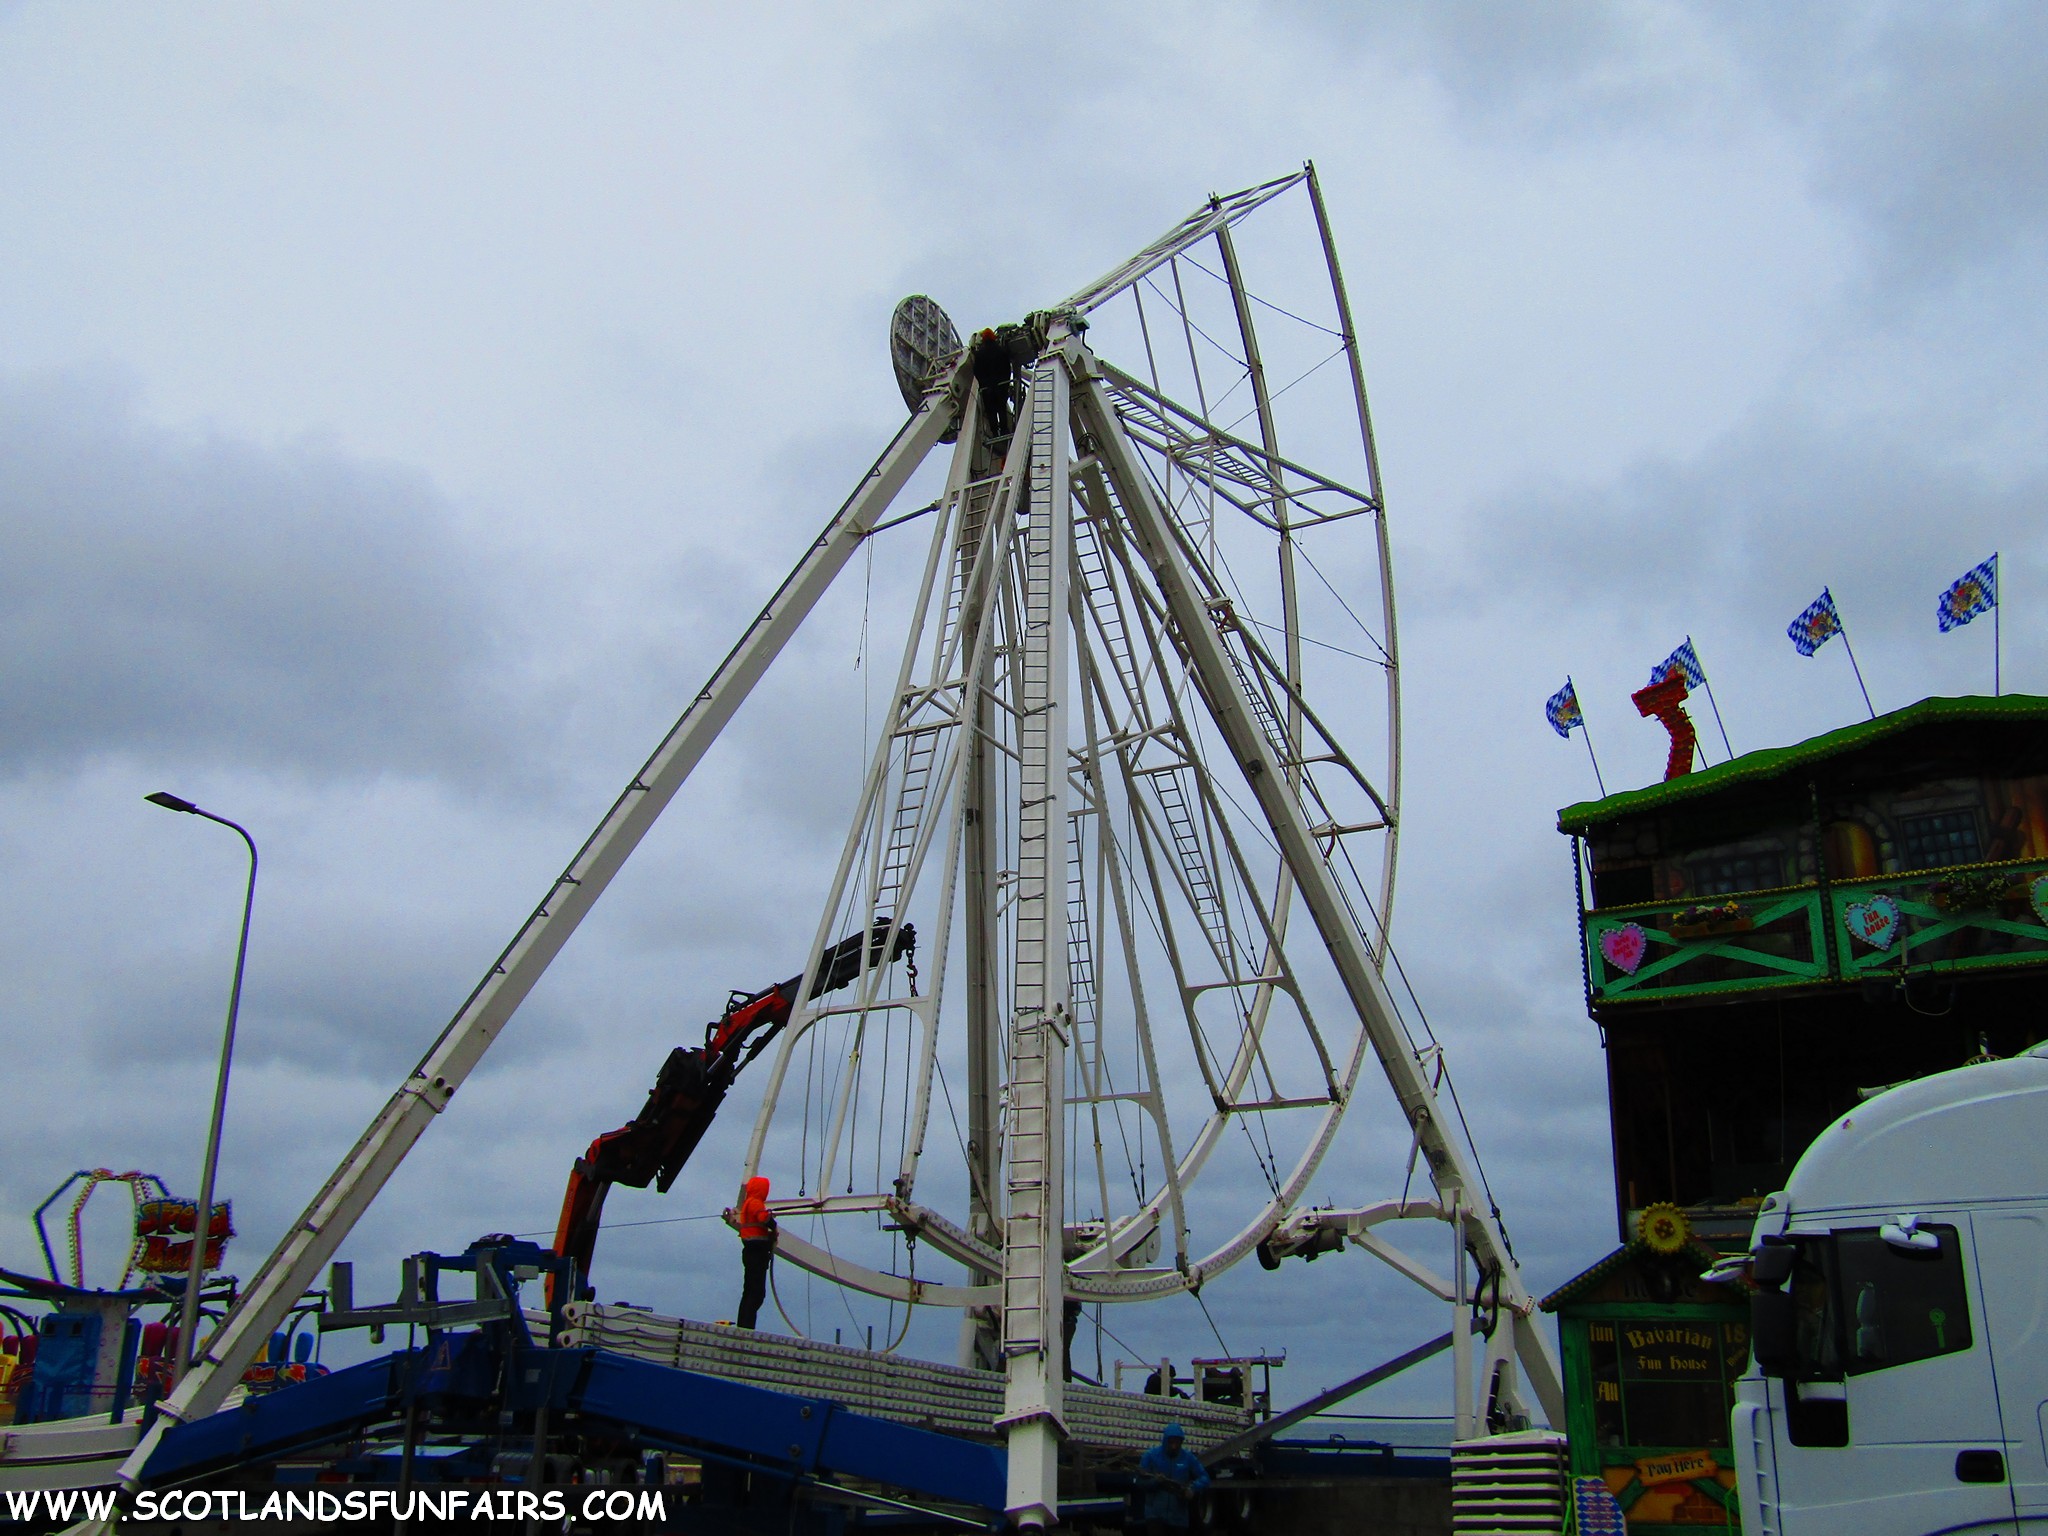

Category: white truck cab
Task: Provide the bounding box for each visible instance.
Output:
[1733,1042,2048,1533]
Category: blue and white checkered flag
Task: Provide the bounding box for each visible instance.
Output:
[1787,589,1843,656]
[1937,556,1997,632]
[1545,680,1583,738]
[1649,637,1705,690]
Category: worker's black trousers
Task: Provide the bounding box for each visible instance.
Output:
[737,1239,774,1329]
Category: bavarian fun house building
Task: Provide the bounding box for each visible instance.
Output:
[1543,693,2048,1530]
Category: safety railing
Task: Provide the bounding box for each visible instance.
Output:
[1582,858,2048,1003]
[1830,860,2048,980]
[1585,888,1829,1003]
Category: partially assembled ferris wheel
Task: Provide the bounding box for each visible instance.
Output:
[112,164,1561,1529]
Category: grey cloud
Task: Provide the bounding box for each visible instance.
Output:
[16,1,2048,1421]
[0,368,520,782]
[1475,405,2045,643]
[1709,3,2048,295]
[1276,3,2048,311]
[1274,0,1739,142]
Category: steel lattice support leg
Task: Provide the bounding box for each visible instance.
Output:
[1070,347,1566,1429]
[1000,349,1072,1527]
[89,369,970,1513]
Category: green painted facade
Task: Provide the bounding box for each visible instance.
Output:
[1545,1240,1746,1531]
[1545,695,2048,1527]
[1557,693,2048,1218]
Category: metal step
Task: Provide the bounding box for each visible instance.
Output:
[1450,1431,1567,1535]
[1151,763,1235,967]
[554,1304,1249,1455]
[1073,508,1147,716]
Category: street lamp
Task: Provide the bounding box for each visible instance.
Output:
[145,791,258,1384]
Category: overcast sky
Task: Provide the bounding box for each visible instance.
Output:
[1,3,2041,1421]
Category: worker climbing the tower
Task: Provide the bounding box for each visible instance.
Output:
[1136,1422,1209,1533]
[969,320,1048,440]
[730,1175,776,1329]
[971,326,1017,436]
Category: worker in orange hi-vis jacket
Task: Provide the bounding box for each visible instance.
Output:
[730,1176,776,1329]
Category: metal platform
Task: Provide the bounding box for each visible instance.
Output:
[137,1340,1008,1514]
[558,1303,1250,1454]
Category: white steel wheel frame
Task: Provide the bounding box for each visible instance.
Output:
[93,170,1555,1534]
[740,168,1406,1315]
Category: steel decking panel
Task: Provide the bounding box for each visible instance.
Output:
[560,1304,1248,1453]
[573,1351,1005,1510]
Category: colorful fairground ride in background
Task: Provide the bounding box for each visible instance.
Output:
[0,1167,326,1428]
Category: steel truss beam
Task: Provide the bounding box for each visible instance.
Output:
[94,363,973,1503]
[1071,344,1564,1428]
[749,321,1557,1480]
[1063,171,1307,317]
[71,173,1546,1536]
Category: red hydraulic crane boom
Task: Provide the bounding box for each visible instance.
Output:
[549,921,913,1305]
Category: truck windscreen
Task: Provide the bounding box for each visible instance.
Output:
[1790,1224,1972,1379]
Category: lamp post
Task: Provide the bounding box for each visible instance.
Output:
[145,791,258,1384]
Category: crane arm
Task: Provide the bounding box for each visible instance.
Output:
[549,922,913,1303]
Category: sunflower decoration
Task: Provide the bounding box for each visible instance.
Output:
[1638,1202,1690,1256]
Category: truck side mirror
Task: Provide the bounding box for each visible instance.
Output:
[1752,1288,1795,1374]
[1751,1241,1795,1288]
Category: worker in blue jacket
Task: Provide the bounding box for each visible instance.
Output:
[1137,1423,1209,1532]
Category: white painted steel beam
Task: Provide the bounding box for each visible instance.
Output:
[1305,159,1401,943]
[1072,353,1566,1429]
[1000,349,1072,1530]
[1063,171,1306,316]
[771,1227,995,1310]
[95,363,969,1504]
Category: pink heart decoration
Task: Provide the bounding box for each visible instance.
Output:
[1843,894,1900,951]
[2032,875,2048,926]
[1600,923,1648,976]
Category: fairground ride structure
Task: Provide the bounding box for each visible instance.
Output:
[83,165,1561,1529]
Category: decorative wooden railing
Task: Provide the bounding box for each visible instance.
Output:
[1583,858,2048,1003]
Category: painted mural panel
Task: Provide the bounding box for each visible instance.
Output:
[1586,773,2048,908]
[1551,1237,1750,1533]
[1576,1316,1744,1527]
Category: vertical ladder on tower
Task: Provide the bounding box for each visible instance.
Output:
[872,474,1010,928]
[873,723,941,927]
[941,472,1004,679]
[1145,764,1238,972]
[1222,640,1298,774]
[1064,814,1101,1097]
[1001,361,1067,1373]
[1073,509,1147,713]
[1079,473,1238,974]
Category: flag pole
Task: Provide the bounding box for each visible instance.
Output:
[1690,635,1736,759]
[1575,678,1608,797]
[1839,629,1877,719]
[1994,551,2002,697]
